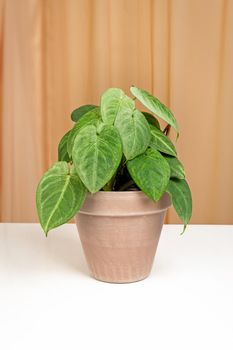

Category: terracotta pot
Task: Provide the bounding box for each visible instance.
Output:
[75,191,171,283]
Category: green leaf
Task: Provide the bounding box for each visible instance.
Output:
[127,148,170,201]
[115,109,151,160]
[166,178,192,232]
[58,130,72,162]
[150,125,177,156]
[67,107,101,157]
[164,156,185,179]
[72,124,122,193]
[71,105,97,122]
[36,162,87,235]
[142,112,160,130]
[130,86,179,134]
[101,88,135,125]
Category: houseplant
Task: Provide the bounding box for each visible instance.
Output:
[36,86,192,283]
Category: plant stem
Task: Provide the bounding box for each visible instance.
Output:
[118,180,135,191]
[163,124,171,136]
[102,176,115,191]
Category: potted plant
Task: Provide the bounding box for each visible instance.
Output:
[36,86,192,283]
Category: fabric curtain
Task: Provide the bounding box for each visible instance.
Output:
[0,0,233,223]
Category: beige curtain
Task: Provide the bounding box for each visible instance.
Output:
[0,0,233,224]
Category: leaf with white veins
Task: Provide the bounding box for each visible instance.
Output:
[101,88,135,125]
[72,124,122,193]
[58,130,72,162]
[115,109,151,160]
[36,162,87,235]
[166,178,192,233]
[127,148,170,201]
[150,124,177,156]
[142,112,161,129]
[67,107,101,156]
[130,86,179,134]
[164,156,185,179]
[71,105,97,122]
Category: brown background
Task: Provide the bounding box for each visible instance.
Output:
[0,0,233,224]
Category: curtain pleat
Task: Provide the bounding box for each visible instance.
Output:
[0,0,44,221]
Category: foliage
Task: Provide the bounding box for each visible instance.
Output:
[36,86,192,235]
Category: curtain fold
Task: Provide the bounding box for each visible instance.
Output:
[0,0,232,223]
[0,0,44,221]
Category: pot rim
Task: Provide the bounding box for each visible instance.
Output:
[78,191,171,217]
[86,191,158,196]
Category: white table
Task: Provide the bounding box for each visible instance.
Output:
[0,224,233,350]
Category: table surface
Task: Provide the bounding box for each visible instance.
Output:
[0,224,233,350]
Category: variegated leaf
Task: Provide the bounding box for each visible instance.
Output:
[72,125,122,193]
[127,148,170,201]
[150,125,177,156]
[164,156,185,179]
[67,107,101,156]
[58,130,72,162]
[142,112,160,129]
[71,105,97,122]
[115,109,151,160]
[166,178,192,233]
[101,88,135,125]
[36,162,87,235]
[130,86,179,134]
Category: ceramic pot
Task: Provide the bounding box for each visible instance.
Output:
[75,191,171,283]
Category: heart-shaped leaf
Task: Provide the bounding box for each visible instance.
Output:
[127,148,170,201]
[36,162,87,235]
[142,112,160,130]
[58,130,72,162]
[164,156,185,179]
[150,125,177,156]
[115,109,151,160]
[72,125,122,193]
[130,86,179,134]
[71,105,97,122]
[166,178,192,232]
[67,107,101,157]
[101,88,135,125]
